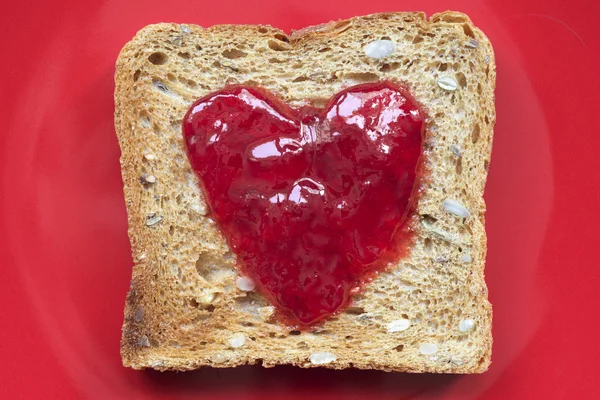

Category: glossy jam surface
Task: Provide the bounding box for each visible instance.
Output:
[183,82,424,325]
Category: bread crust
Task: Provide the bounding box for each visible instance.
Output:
[115,11,495,373]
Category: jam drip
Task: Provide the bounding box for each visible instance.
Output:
[183,82,424,325]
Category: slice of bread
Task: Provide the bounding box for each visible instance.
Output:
[115,11,495,373]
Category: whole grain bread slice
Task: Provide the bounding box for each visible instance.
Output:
[115,11,495,373]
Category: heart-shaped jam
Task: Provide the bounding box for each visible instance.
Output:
[183,81,424,326]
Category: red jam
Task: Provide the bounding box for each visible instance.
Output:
[183,82,424,326]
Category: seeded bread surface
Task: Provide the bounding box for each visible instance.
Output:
[115,11,496,373]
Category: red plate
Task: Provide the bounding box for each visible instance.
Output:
[1,0,599,399]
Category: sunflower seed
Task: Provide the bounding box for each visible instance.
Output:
[363,40,396,59]
[236,276,256,291]
[459,319,476,333]
[443,199,471,218]
[387,319,411,332]
[138,335,150,347]
[134,306,144,322]
[465,39,479,48]
[146,213,163,226]
[139,174,157,185]
[419,343,438,355]
[310,352,337,365]
[229,334,247,348]
[153,80,169,93]
[450,144,462,157]
[437,76,458,91]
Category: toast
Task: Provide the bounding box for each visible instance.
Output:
[115,11,495,373]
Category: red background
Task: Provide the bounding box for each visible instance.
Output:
[1,0,599,399]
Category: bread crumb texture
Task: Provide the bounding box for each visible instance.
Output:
[115,11,495,373]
